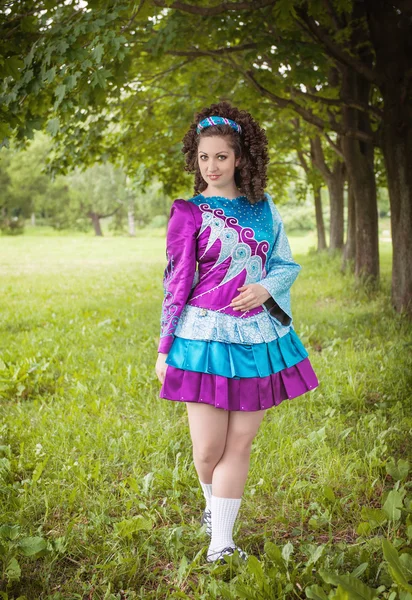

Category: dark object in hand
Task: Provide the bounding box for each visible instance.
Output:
[264,297,291,326]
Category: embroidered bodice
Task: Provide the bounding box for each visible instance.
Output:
[158,192,301,354]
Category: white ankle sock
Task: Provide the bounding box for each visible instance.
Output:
[208,495,242,555]
[200,481,213,511]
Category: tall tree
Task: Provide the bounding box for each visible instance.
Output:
[364,0,412,313]
[1,1,411,313]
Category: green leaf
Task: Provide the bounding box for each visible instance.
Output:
[114,515,153,537]
[308,426,327,443]
[46,117,60,137]
[324,485,336,502]
[264,541,284,565]
[282,541,294,563]
[32,457,49,484]
[382,539,412,593]
[0,445,11,458]
[56,40,69,54]
[5,557,21,582]
[386,458,410,481]
[90,68,111,88]
[44,67,56,83]
[54,84,66,106]
[351,563,369,578]
[3,56,24,79]
[92,44,104,64]
[0,524,20,540]
[64,74,78,91]
[356,522,372,536]
[305,584,329,600]
[334,585,351,599]
[247,555,265,580]
[383,490,404,522]
[306,544,326,566]
[24,44,36,68]
[17,536,47,556]
[361,507,387,528]
[319,569,378,599]
[400,554,412,581]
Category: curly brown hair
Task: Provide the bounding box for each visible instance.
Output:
[181,101,269,204]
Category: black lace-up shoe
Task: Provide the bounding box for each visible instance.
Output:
[206,545,248,564]
[200,508,212,537]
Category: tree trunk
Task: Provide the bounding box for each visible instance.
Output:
[342,181,356,267]
[31,212,36,226]
[295,142,328,251]
[89,212,103,236]
[309,136,345,251]
[381,108,412,315]
[128,209,136,237]
[365,0,412,314]
[328,164,345,250]
[313,185,327,251]
[341,59,379,283]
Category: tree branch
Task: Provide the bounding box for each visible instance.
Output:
[167,43,257,57]
[152,0,276,15]
[290,87,383,119]
[296,149,310,174]
[97,205,122,219]
[323,132,345,159]
[240,66,330,132]
[310,135,331,179]
[137,59,194,83]
[295,7,378,84]
[322,0,343,30]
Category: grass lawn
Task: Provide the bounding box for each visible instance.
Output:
[0,229,411,599]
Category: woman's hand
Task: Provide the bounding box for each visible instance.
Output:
[155,353,168,384]
[230,283,271,312]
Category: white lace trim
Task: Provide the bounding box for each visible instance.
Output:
[174,305,291,344]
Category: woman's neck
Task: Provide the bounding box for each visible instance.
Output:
[201,184,241,200]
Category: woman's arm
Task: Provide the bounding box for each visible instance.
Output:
[230,197,300,322]
[158,199,197,354]
[257,199,301,324]
[155,352,168,384]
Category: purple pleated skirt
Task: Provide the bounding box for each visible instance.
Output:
[160,355,319,412]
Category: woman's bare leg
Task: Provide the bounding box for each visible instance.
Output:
[206,409,266,559]
[212,409,266,497]
[186,402,229,484]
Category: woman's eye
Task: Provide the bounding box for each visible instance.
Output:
[199,156,207,161]
[218,155,227,160]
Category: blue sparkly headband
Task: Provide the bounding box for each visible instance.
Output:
[196,116,242,135]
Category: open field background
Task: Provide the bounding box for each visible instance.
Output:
[0,230,411,599]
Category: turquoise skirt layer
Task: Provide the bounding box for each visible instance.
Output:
[166,329,308,379]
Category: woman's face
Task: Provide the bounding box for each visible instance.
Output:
[197,135,240,191]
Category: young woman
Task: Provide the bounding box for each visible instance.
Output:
[155,101,319,564]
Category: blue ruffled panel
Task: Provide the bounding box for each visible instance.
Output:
[166,329,308,379]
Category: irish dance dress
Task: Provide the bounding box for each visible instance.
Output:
[158,192,319,411]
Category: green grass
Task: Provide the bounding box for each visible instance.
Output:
[0,231,411,599]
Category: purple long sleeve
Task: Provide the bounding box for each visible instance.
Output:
[158,200,197,354]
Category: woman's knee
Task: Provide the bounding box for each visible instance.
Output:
[193,442,225,467]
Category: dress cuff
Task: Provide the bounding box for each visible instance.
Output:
[158,335,174,354]
[258,280,293,326]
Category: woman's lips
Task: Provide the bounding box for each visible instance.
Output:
[208,174,221,180]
